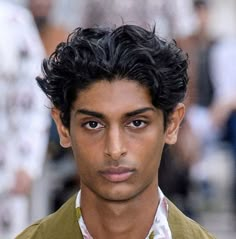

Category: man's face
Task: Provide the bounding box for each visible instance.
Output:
[53,79,184,201]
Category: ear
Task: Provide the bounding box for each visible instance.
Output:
[165,103,185,145]
[51,108,71,148]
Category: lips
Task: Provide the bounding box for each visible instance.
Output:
[100,167,135,183]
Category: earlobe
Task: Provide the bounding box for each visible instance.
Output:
[165,103,185,145]
[51,108,71,148]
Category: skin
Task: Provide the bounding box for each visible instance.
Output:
[52,79,185,238]
[11,169,32,195]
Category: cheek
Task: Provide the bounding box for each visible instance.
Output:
[133,127,165,154]
[73,149,98,185]
[139,143,162,168]
[71,129,95,156]
[71,136,103,174]
[131,132,165,170]
[73,144,96,166]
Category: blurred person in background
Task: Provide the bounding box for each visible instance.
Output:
[210,40,236,218]
[185,0,236,213]
[27,0,71,172]
[210,39,236,215]
[28,0,78,213]
[182,0,220,205]
[167,0,218,210]
[0,1,50,238]
[28,0,68,56]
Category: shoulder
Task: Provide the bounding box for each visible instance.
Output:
[167,199,216,239]
[16,194,83,239]
[15,221,43,239]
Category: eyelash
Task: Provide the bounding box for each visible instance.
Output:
[126,120,148,128]
[81,119,148,130]
[81,121,104,130]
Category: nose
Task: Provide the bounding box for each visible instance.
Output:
[104,126,127,160]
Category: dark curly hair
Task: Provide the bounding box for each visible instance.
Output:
[37,24,189,129]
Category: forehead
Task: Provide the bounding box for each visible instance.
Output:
[72,79,153,113]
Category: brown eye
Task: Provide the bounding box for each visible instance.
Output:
[88,121,98,128]
[83,121,104,130]
[133,120,142,127]
[127,120,147,128]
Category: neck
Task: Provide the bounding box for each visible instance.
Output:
[80,183,160,239]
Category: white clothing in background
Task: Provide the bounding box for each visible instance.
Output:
[0,1,50,238]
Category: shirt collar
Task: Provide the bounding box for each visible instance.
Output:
[75,187,172,239]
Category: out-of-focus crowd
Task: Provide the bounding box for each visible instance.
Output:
[0,0,235,238]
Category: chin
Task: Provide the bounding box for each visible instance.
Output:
[99,186,141,202]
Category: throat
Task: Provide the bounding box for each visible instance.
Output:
[80,190,160,238]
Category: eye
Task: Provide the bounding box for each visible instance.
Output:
[83,121,104,130]
[127,120,147,129]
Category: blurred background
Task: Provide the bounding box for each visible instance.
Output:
[0,0,236,238]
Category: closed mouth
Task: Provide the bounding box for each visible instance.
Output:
[99,167,135,182]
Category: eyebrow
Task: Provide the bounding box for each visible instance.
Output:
[75,107,155,119]
[75,109,105,119]
[125,107,155,117]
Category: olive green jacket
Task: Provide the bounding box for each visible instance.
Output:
[16,195,215,239]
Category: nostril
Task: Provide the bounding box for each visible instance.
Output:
[104,148,127,161]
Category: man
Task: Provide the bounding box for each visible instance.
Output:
[16,25,215,238]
